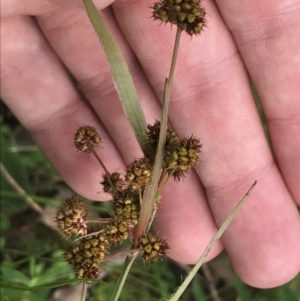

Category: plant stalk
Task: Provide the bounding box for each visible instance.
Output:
[110,28,182,301]
[167,181,257,301]
[80,282,88,301]
[90,147,118,195]
[134,28,182,245]
[0,162,43,214]
[109,252,139,301]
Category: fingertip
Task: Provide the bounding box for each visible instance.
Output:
[234,249,300,288]
[226,203,300,288]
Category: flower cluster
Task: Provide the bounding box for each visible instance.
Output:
[56,195,88,237]
[125,158,152,191]
[145,121,202,180]
[152,0,206,36]
[114,192,140,230]
[64,225,110,280]
[74,125,101,153]
[101,172,125,195]
[57,112,201,281]
[139,234,170,263]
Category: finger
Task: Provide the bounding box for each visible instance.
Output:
[112,0,300,287]
[214,0,300,203]
[37,6,223,259]
[0,15,124,200]
[0,0,114,17]
[36,7,161,163]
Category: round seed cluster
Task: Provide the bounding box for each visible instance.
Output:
[140,234,170,263]
[145,120,180,163]
[64,225,110,280]
[152,0,206,36]
[101,172,126,195]
[56,195,88,236]
[114,192,140,229]
[105,217,130,244]
[74,125,101,153]
[165,136,202,180]
[145,121,201,180]
[125,158,152,191]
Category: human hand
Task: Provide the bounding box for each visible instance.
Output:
[1,0,299,288]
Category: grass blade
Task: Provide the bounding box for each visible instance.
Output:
[167,181,257,301]
[82,0,147,148]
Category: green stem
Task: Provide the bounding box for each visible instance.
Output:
[156,169,175,200]
[110,28,182,301]
[134,28,182,246]
[109,252,139,301]
[167,181,257,301]
[146,170,175,233]
[90,147,118,195]
[105,248,140,261]
[0,162,43,214]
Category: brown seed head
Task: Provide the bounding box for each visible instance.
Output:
[125,158,152,191]
[140,234,170,263]
[105,217,130,244]
[74,125,101,153]
[145,120,180,164]
[63,224,110,280]
[152,0,206,36]
[113,191,140,228]
[166,136,202,180]
[100,172,126,195]
[56,195,88,236]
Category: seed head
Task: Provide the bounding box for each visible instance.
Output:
[56,195,88,237]
[125,158,152,191]
[63,224,110,280]
[145,120,180,163]
[74,125,101,153]
[101,172,126,195]
[166,136,202,180]
[152,0,206,36]
[140,234,170,263]
[113,191,140,228]
[105,217,130,244]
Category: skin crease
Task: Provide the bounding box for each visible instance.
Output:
[1,0,299,289]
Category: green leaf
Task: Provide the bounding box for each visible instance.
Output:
[234,276,253,301]
[82,0,147,149]
[1,287,49,301]
[278,282,300,301]
[33,262,71,285]
[0,213,10,231]
[0,278,87,291]
[1,266,30,286]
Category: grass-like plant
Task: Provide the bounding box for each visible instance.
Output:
[51,1,256,300]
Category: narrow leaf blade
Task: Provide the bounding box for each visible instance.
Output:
[168,181,257,301]
[82,0,147,149]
